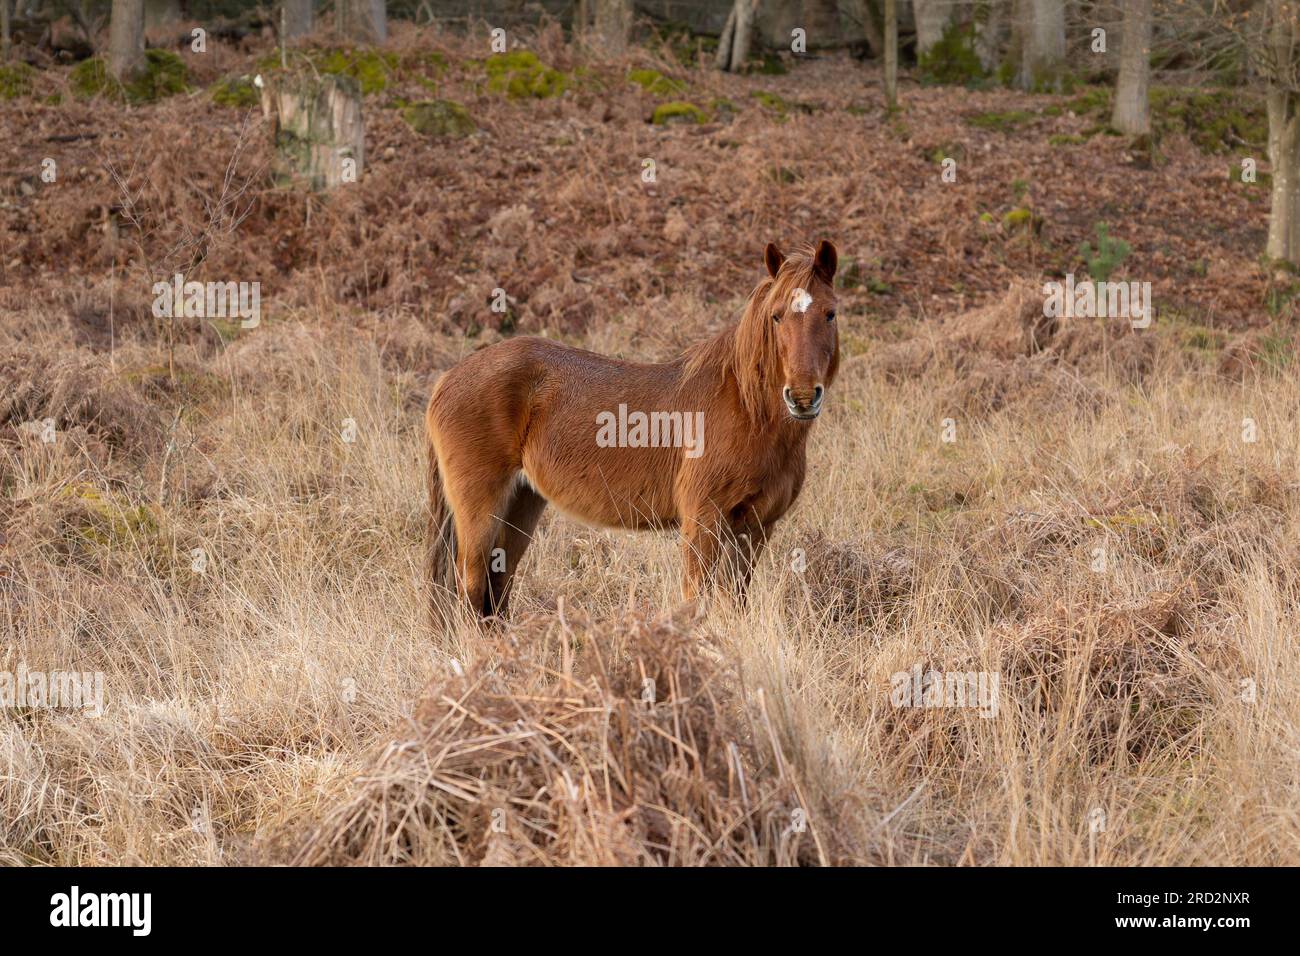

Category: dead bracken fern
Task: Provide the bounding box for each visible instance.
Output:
[996,588,1242,764]
[789,531,917,631]
[295,609,826,866]
[0,344,159,456]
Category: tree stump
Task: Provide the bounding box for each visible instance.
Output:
[260,73,365,191]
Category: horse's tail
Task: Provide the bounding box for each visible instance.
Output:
[425,405,458,623]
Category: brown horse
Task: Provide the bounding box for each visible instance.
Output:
[425,239,840,619]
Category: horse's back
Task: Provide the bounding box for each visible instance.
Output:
[432,335,685,417]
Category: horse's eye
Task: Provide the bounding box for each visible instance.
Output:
[826,310,836,322]
[772,313,781,324]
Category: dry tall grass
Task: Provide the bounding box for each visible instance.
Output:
[3,283,1298,865]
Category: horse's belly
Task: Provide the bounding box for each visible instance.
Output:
[521,443,680,532]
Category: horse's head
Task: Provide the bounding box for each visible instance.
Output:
[765,240,839,421]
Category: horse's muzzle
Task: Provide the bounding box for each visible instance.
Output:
[783,385,824,421]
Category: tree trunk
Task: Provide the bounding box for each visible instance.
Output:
[884,0,897,109]
[975,0,1007,72]
[2,0,11,63]
[912,0,949,57]
[802,0,840,47]
[592,0,631,55]
[1267,1,1300,264]
[261,73,365,191]
[1267,90,1300,262]
[338,0,385,45]
[850,0,883,57]
[716,4,737,69]
[716,0,757,73]
[109,0,145,82]
[1015,0,1064,91]
[730,0,756,72]
[284,0,313,40]
[1111,0,1152,135]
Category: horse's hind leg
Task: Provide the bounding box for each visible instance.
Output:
[441,462,517,620]
[485,482,547,617]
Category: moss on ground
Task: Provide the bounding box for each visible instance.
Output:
[59,482,163,563]
[918,23,987,86]
[0,62,35,99]
[627,68,686,97]
[750,90,820,120]
[652,101,707,125]
[1064,86,1111,116]
[751,90,789,115]
[483,50,567,99]
[211,75,259,108]
[1002,207,1035,231]
[132,49,188,101]
[1082,123,1123,138]
[1150,87,1266,154]
[403,99,475,137]
[69,58,122,100]
[72,50,188,103]
[317,48,397,94]
[257,48,398,95]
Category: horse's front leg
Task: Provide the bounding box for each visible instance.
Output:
[727,522,769,605]
[680,503,769,604]
[679,505,727,602]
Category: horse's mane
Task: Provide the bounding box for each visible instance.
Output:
[683,245,821,423]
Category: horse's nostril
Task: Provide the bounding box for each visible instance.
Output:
[784,385,822,410]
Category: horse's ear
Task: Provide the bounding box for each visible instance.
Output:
[765,242,786,278]
[813,240,838,284]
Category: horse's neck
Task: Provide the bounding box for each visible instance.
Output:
[715,328,809,453]
[680,322,806,449]
[721,318,783,424]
